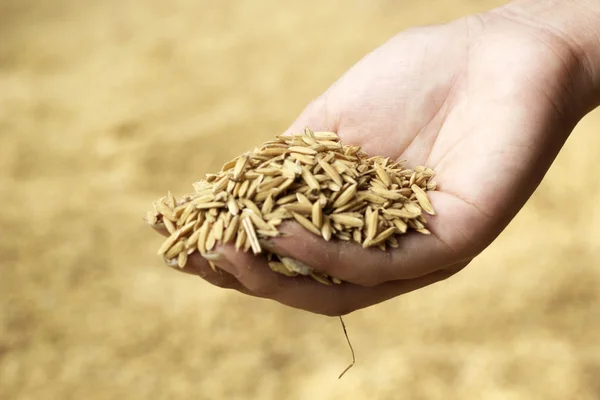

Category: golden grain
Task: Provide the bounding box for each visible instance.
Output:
[370,186,406,200]
[383,207,420,219]
[205,231,217,251]
[212,219,224,241]
[296,193,312,206]
[195,202,226,210]
[156,202,176,221]
[242,216,261,254]
[363,227,396,248]
[289,146,317,155]
[301,166,320,192]
[318,159,344,186]
[146,210,159,226]
[245,175,262,199]
[149,129,437,285]
[269,261,298,277]
[157,230,181,256]
[165,240,185,259]
[284,203,313,215]
[275,178,295,195]
[332,184,357,208]
[403,201,422,216]
[310,272,332,285]
[258,176,287,193]
[322,216,333,241]
[247,211,272,232]
[353,228,362,244]
[375,163,392,187]
[330,213,364,228]
[239,198,263,217]
[280,257,313,275]
[275,193,298,205]
[176,202,194,226]
[259,147,288,157]
[366,207,378,239]
[167,191,176,208]
[186,229,201,249]
[202,260,214,272]
[392,218,408,234]
[292,212,322,236]
[261,193,274,215]
[223,215,240,243]
[235,226,247,250]
[411,184,436,215]
[163,217,176,234]
[177,250,188,268]
[312,201,323,229]
[232,154,249,180]
[291,153,315,165]
[196,220,211,254]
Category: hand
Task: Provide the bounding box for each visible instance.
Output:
[172,3,600,315]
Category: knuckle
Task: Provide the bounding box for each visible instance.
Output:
[206,276,236,289]
[243,280,279,297]
[201,268,237,289]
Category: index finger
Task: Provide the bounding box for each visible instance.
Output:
[266,190,477,286]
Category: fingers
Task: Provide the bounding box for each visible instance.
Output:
[261,191,476,286]
[217,248,318,299]
[181,253,237,288]
[272,225,453,286]
[267,223,446,286]
[153,190,477,289]
[153,223,257,294]
[220,246,468,316]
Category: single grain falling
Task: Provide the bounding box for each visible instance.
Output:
[147,128,438,285]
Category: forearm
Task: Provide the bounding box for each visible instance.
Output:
[498,0,600,113]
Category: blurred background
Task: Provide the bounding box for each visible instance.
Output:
[2,0,600,399]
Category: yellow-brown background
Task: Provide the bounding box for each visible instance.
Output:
[2,1,600,399]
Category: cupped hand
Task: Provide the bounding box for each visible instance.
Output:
[172,7,595,315]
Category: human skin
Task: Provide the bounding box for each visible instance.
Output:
[165,0,600,316]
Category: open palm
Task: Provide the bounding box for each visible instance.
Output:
[181,10,593,315]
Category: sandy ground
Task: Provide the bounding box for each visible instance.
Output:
[2,0,600,399]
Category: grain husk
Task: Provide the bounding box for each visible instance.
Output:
[149,129,437,285]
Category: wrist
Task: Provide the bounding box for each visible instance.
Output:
[498,0,600,113]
